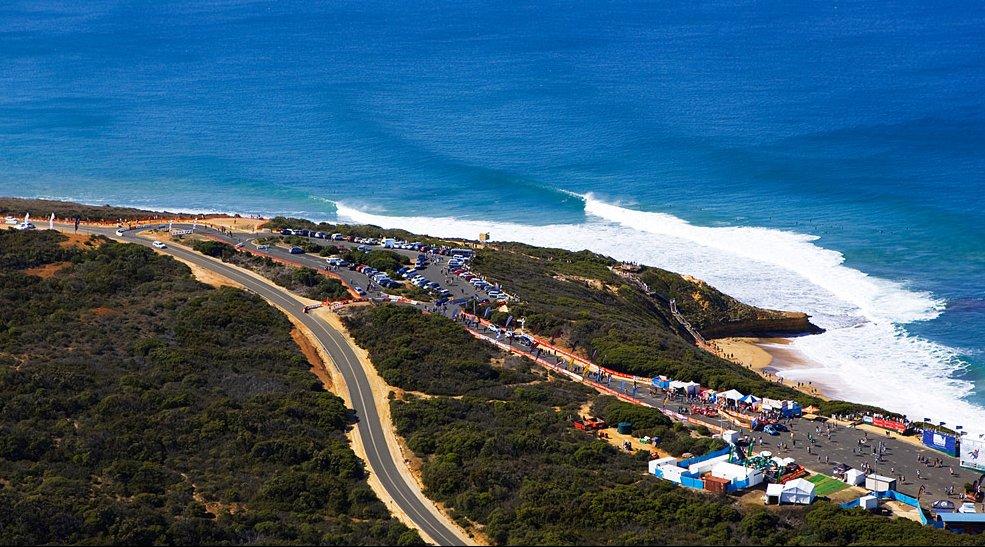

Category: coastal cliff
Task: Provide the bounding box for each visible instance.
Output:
[699,310,823,338]
[636,268,823,339]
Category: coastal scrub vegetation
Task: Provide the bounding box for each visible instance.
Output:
[343,249,409,275]
[342,304,535,396]
[343,303,979,546]
[470,243,892,417]
[189,239,349,301]
[0,230,420,545]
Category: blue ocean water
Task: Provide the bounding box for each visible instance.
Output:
[1,1,983,423]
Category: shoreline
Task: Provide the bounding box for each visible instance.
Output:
[24,199,978,431]
[709,337,833,401]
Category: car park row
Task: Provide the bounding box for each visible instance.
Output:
[279,228,512,305]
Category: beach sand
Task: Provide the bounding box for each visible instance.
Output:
[202,216,269,233]
[710,337,834,401]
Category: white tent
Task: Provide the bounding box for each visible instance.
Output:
[761,397,784,411]
[844,468,866,486]
[765,483,784,504]
[779,478,816,505]
[720,389,745,401]
[668,380,699,396]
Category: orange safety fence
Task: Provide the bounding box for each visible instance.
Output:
[463,326,650,408]
[460,312,647,383]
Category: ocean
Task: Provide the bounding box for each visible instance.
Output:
[1,1,983,430]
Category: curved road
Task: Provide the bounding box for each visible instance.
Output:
[74,225,468,546]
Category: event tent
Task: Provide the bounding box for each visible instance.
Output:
[668,380,700,396]
[765,483,784,504]
[760,397,783,410]
[778,478,816,505]
[720,389,744,401]
[739,394,761,405]
[844,468,866,486]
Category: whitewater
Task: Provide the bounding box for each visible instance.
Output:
[333,194,980,432]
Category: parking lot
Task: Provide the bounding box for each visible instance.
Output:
[172,224,504,313]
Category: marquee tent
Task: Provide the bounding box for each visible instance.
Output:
[668,380,700,396]
[760,398,784,411]
[720,389,744,401]
[778,478,816,505]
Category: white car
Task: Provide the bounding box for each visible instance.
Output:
[115,228,126,236]
[152,241,167,249]
[959,502,977,514]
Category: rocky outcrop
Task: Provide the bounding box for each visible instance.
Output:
[700,310,823,339]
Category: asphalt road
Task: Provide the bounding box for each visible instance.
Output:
[75,224,468,546]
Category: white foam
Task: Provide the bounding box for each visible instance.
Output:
[334,198,982,432]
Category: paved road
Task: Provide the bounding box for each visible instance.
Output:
[74,224,469,546]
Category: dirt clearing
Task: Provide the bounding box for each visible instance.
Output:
[58,232,96,249]
[291,328,333,391]
[23,261,70,279]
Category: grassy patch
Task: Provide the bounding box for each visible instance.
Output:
[807,474,850,496]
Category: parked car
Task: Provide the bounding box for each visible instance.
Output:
[353,286,367,296]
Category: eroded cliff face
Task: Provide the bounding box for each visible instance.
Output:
[635,268,823,339]
[700,310,823,339]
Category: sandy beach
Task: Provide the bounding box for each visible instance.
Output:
[710,337,834,401]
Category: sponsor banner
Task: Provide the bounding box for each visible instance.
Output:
[961,436,985,472]
[922,429,959,456]
[872,417,908,433]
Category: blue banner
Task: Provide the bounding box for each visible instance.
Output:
[922,429,959,456]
